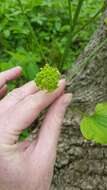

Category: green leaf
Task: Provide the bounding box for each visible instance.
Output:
[8,82,16,91]
[80,102,107,144]
[0,62,15,71]
[19,129,29,141]
[26,63,39,80]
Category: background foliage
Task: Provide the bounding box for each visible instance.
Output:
[0,0,103,78]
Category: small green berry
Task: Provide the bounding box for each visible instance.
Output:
[35,64,61,92]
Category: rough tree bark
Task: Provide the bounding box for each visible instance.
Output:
[51,8,107,190]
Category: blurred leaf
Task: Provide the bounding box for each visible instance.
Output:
[0,62,15,71]
[8,82,16,91]
[80,103,107,144]
[26,63,39,80]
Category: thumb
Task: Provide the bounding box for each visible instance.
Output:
[32,93,72,158]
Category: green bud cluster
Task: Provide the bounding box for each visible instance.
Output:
[35,64,61,92]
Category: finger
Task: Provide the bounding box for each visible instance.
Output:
[0,85,8,99]
[0,81,39,114]
[0,66,22,88]
[28,95,71,190]
[32,93,72,159]
[18,140,30,151]
[3,79,66,142]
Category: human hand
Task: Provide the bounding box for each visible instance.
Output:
[0,67,71,190]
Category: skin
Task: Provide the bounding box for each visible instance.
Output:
[0,67,72,190]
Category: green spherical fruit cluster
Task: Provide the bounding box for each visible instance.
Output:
[35,64,61,92]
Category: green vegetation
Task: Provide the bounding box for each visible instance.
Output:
[0,0,103,78]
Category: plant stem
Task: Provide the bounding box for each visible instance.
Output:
[72,0,84,31]
[16,0,47,63]
[59,0,84,71]
[59,1,103,72]
[74,5,104,39]
[68,0,73,31]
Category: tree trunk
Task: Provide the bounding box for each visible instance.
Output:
[51,9,107,190]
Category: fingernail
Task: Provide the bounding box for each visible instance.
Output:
[15,66,22,71]
[63,93,72,106]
